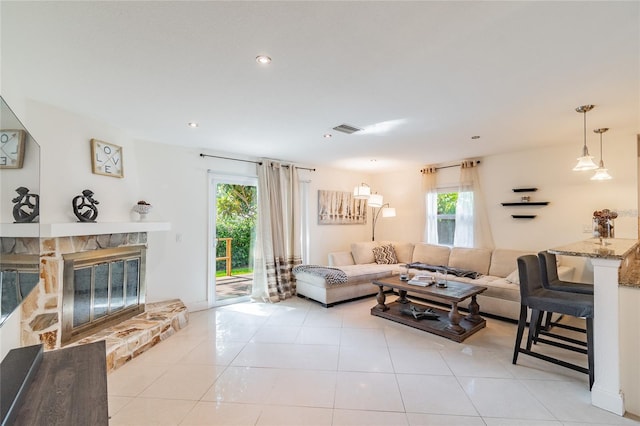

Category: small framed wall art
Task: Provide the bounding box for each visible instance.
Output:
[91,138,123,178]
[0,129,26,169]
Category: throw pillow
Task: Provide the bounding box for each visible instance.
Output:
[372,244,398,264]
[505,269,520,285]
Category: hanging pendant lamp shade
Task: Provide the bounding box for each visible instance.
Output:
[572,105,598,171]
[591,128,612,181]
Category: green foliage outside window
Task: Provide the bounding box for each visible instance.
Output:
[437,192,458,215]
[437,192,457,246]
[215,184,257,271]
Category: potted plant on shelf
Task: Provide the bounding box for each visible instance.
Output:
[132,200,152,221]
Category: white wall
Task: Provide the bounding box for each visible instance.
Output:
[306,168,373,264]
[22,101,143,223]
[133,140,258,310]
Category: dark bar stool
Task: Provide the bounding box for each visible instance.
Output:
[513,255,594,388]
[538,251,594,332]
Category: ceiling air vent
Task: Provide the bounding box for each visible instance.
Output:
[332,124,362,134]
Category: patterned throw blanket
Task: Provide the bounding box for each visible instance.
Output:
[292,265,348,285]
[406,263,481,279]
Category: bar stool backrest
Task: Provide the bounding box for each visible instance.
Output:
[517,255,544,305]
[538,251,559,288]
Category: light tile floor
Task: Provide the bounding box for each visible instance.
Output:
[108,297,640,426]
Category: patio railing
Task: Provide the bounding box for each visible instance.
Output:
[216,237,232,276]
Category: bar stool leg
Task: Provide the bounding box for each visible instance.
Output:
[513,305,527,364]
[527,310,541,351]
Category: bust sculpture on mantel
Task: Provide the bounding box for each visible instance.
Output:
[72,189,99,222]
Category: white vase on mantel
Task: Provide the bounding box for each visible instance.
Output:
[132,204,152,221]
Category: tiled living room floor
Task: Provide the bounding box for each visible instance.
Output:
[107,296,640,426]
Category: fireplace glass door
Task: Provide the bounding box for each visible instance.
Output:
[72,258,139,328]
[62,246,145,344]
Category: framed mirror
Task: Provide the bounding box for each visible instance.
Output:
[0,96,41,327]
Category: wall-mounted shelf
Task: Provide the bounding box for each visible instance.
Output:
[512,188,538,193]
[501,202,549,206]
[512,215,536,219]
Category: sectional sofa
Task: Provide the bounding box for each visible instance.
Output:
[294,241,576,321]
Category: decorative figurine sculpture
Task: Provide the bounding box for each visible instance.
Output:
[12,186,40,223]
[72,189,99,222]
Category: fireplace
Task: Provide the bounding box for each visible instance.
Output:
[61,246,146,345]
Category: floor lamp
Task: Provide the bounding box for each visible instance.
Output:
[371,203,396,241]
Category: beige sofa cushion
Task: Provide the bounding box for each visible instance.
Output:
[351,241,378,264]
[448,247,492,275]
[328,251,355,266]
[412,243,451,266]
[488,249,532,278]
[380,241,415,264]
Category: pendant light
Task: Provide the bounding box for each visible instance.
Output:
[572,105,598,171]
[591,128,612,181]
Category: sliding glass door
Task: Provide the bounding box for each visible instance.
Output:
[208,173,257,306]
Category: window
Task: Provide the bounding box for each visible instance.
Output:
[436,192,458,246]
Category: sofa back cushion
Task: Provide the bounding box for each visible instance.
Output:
[328,251,356,266]
[412,243,451,266]
[489,248,532,278]
[351,241,379,264]
[448,247,492,275]
[380,241,415,264]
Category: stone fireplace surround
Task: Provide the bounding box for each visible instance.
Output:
[1,223,188,371]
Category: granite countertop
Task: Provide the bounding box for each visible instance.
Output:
[548,238,639,260]
[549,238,640,289]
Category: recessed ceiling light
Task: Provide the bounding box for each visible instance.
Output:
[323,133,332,138]
[471,135,480,140]
[188,122,199,128]
[256,55,272,65]
[370,159,377,162]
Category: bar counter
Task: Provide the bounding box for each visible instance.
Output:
[549,238,640,417]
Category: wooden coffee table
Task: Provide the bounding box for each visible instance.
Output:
[371,276,487,342]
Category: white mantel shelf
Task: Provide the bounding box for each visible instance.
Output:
[1,222,171,238]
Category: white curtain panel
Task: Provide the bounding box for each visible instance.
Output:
[422,166,438,244]
[252,160,303,302]
[453,160,494,249]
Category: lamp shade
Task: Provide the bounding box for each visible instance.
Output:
[368,193,383,208]
[591,167,612,181]
[381,207,396,218]
[573,154,598,171]
[353,184,370,199]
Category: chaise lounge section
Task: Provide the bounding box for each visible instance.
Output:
[294,241,576,321]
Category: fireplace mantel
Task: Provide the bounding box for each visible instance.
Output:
[0,221,170,238]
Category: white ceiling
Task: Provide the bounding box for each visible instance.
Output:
[1,1,638,172]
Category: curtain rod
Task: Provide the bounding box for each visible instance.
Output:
[420,160,481,173]
[199,153,316,171]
